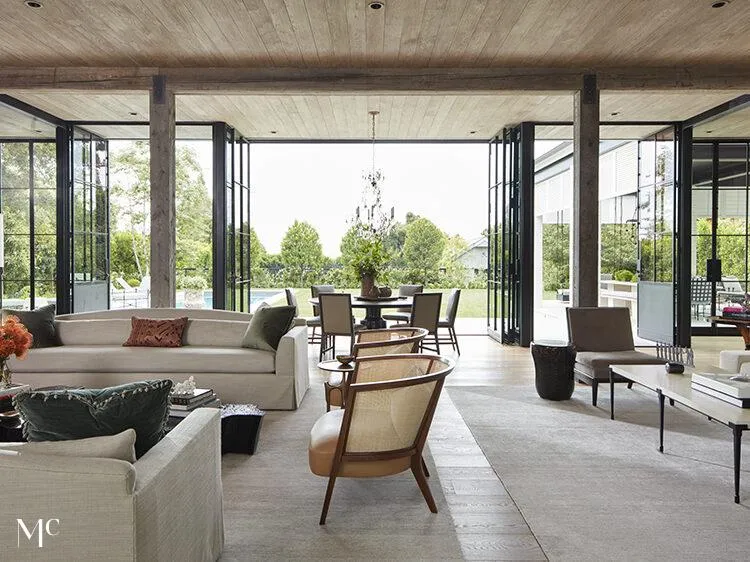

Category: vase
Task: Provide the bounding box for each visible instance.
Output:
[360,274,376,297]
[0,359,11,389]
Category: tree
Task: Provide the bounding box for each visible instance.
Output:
[439,234,469,287]
[542,223,570,292]
[248,227,268,284]
[280,221,324,286]
[402,217,446,285]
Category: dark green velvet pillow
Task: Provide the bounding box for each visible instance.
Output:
[241,304,296,351]
[1,303,60,348]
[14,379,173,458]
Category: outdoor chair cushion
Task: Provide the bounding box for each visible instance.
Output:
[575,350,665,380]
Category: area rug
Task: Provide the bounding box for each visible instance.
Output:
[449,383,750,562]
[220,378,463,561]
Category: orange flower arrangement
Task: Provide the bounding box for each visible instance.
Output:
[0,315,33,361]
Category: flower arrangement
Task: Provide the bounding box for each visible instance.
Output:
[0,315,33,388]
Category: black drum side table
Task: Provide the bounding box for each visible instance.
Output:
[531,340,575,400]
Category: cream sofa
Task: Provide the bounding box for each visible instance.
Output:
[720,350,750,374]
[0,408,223,561]
[10,308,309,410]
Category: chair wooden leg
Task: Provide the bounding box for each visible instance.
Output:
[319,474,338,525]
[411,457,437,513]
[627,381,633,389]
[434,333,440,355]
[421,456,430,478]
[592,379,599,407]
[451,327,460,355]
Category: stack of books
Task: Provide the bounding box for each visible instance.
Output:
[169,388,221,418]
[691,373,750,408]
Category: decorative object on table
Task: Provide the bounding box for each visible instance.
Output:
[721,303,750,320]
[169,389,220,417]
[665,362,685,374]
[171,375,197,396]
[14,379,173,458]
[656,341,694,367]
[341,111,396,296]
[335,354,354,366]
[691,372,750,407]
[378,286,392,298]
[530,340,575,400]
[220,403,265,455]
[1,303,59,348]
[0,315,33,388]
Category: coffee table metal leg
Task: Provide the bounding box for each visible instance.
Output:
[609,368,615,420]
[732,424,744,504]
[658,390,665,453]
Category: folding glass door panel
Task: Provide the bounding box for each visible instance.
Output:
[0,140,57,310]
[71,128,109,312]
[636,126,679,343]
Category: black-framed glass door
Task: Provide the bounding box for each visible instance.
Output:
[70,127,109,312]
[488,125,533,345]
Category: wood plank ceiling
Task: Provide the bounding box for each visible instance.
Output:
[1,0,749,68]
[1,1,749,138]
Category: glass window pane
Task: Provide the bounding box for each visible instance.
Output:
[1,144,30,189]
[717,235,747,282]
[2,188,30,232]
[33,188,56,235]
[4,234,30,281]
[32,143,56,190]
[639,139,655,187]
[34,234,56,280]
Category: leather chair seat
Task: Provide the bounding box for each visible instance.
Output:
[308,410,411,478]
[575,350,665,380]
[382,312,410,322]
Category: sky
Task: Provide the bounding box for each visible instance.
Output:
[249,143,487,256]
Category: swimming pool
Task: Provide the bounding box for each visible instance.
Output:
[176,289,285,310]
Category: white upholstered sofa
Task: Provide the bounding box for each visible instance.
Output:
[0,408,223,561]
[10,308,309,410]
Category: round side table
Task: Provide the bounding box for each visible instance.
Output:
[317,360,355,411]
[530,340,575,400]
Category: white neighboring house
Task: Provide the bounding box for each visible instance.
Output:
[456,237,488,275]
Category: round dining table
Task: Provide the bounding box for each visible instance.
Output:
[309,295,412,329]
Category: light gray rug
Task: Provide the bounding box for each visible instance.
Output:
[449,383,750,562]
[220,379,463,561]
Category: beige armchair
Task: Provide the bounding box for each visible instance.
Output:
[309,354,454,524]
[566,307,665,406]
[324,327,428,410]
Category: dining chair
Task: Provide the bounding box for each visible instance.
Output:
[324,327,428,411]
[437,289,461,355]
[382,284,423,324]
[318,293,360,361]
[309,285,335,344]
[309,354,455,524]
[286,288,321,345]
[409,292,442,354]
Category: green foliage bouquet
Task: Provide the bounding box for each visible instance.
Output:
[340,170,394,289]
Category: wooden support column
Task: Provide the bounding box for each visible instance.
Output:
[149,75,176,307]
[572,74,600,307]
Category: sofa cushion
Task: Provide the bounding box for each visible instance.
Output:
[2,303,60,348]
[575,350,665,380]
[14,380,172,458]
[124,316,188,347]
[57,318,133,345]
[12,345,276,374]
[183,319,249,347]
[0,428,136,463]
[241,305,296,351]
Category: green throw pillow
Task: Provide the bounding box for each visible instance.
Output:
[241,304,296,351]
[14,380,173,458]
[1,303,60,348]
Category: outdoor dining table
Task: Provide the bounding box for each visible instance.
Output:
[309,295,412,329]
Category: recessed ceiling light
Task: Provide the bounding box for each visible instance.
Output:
[24,1,43,8]
[706,130,713,134]
[129,112,138,116]
[369,1,384,10]
[610,111,619,116]
[34,129,42,133]
[269,130,277,134]
[468,131,477,135]
[711,1,729,7]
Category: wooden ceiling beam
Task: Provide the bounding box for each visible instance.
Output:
[2,66,750,93]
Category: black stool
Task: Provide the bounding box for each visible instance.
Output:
[531,340,575,400]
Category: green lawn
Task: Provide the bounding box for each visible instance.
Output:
[278,288,487,318]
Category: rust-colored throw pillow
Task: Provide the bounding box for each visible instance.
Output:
[123,316,188,348]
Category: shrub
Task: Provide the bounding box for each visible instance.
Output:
[613,269,637,282]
